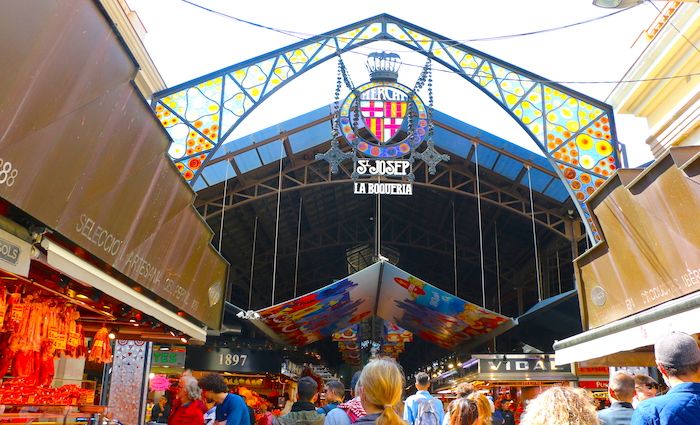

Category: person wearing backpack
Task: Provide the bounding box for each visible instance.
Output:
[403,372,444,425]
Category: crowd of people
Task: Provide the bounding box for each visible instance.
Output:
[146,331,699,425]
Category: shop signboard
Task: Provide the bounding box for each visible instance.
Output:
[0,228,31,278]
[478,357,572,374]
[577,366,610,376]
[185,347,282,374]
[577,380,609,390]
[475,355,576,381]
[152,351,186,368]
[0,0,228,329]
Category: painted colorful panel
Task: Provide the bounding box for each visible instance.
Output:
[377,263,514,349]
[255,263,379,345]
[252,262,513,350]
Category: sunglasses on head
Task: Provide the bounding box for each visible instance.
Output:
[637,384,658,390]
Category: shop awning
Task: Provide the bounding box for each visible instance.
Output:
[249,261,515,349]
[43,238,208,342]
[553,290,700,365]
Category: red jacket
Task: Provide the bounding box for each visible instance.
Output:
[168,399,207,425]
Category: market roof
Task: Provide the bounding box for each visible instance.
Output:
[193,105,571,203]
[192,103,582,371]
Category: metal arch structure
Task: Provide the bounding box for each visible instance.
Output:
[152,13,620,242]
[198,155,572,239]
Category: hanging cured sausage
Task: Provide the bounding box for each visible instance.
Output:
[87,327,112,364]
[0,286,98,386]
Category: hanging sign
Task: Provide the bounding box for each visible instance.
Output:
[316,52,449,196]
[353,160,413,195]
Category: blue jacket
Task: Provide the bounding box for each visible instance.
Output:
[631,382,700,425]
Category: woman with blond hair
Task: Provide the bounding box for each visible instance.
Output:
[466,393,493,425]
[519,386,598,425]
[354,357,407,425]
[447,397,479,425]
[443,383,475,425]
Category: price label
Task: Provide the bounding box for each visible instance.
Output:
[48,326,59,342]
[67,332,81,347]
[54,333,67,350]
[9,303,25,322]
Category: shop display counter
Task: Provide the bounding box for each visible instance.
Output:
[0,406,105,424]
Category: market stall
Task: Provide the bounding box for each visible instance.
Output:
[185,347,298,414]
[435,354,577,423]
[0,204,226,424]
[0,264,112,420]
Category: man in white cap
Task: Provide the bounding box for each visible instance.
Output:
[631,331,700,425]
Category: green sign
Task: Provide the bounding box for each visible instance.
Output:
[152,351,186,367]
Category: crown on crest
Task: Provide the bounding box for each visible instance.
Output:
[366,51,401,82]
